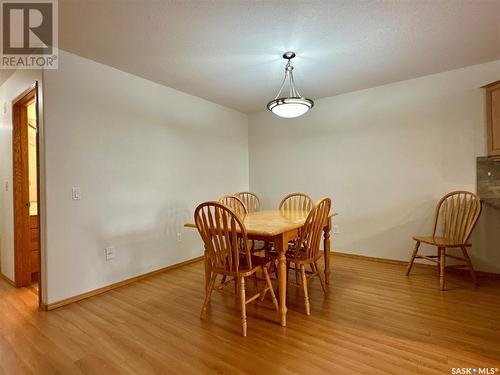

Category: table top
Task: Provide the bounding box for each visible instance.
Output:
[185,210,337,237]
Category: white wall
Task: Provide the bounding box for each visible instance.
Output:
[249,60,500,273]
[0,70,42,282]
[3,54,498,304]
[42,51,248,303]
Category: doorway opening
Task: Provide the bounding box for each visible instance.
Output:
[12,85,41,305]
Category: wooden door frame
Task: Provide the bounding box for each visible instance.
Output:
[12,85,42,305]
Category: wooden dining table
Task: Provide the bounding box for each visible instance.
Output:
[185,209,337,327]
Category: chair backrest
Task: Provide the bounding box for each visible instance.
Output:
[236,192,260,213]
[218,195,248,220]
[194,202,251,273]
[293,198,331,261]
[432,191,482,244]
[279,192,314,212]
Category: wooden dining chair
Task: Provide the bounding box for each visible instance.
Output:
[286,198,331,315]
[278,192,314,263]
[194,202,279,336]
[406,191,482,291]
[276,193,315,282]
[218,195,248,220]
[236,191,271,252]
[236,192,261,213]
[279,192,314,213]
[219,194,262,288]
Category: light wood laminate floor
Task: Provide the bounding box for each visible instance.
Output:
[0,254,499,374]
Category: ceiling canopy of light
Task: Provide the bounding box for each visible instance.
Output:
[267,52,314,118]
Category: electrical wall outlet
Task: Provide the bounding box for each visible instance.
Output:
[333,225,340,234]
[177,232,182,242]
[72,187,81,200]
[4,181,8,192]
[105,246,115,261]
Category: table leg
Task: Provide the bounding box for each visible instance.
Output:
[324,217,331,285]
[274,234,287,327]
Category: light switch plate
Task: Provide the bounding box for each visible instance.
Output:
[72,187,81,200]
[105,246,115,261]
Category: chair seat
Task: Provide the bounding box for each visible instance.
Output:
[268,244,318,264]
[413,236,470,248]
[242,253,275,267]
[212,253,274,277]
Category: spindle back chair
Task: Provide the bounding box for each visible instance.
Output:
[279,192,314,213]
[236,192,261,213]
[218,195,248,220]
[194,202,278,336]
[433,191,482,244]
[287,198,331,315]
[406,191,482,290]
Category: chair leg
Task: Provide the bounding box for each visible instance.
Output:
[439,247,446,291]
[238,276,247,337]
[273,260,279,279]
[300,264,310,316]
[201,272,217,317]
[259,279,268,302]
[263,267,279,312]
[314,261,327,294]
[406,241,421,276]
[204,255,211,291]
[461,246,478,286]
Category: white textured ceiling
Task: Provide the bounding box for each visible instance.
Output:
[59,0,500,113]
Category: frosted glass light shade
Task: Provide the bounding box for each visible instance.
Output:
[267,97,314,118]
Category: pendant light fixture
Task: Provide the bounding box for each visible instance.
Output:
[267,51,314,118]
